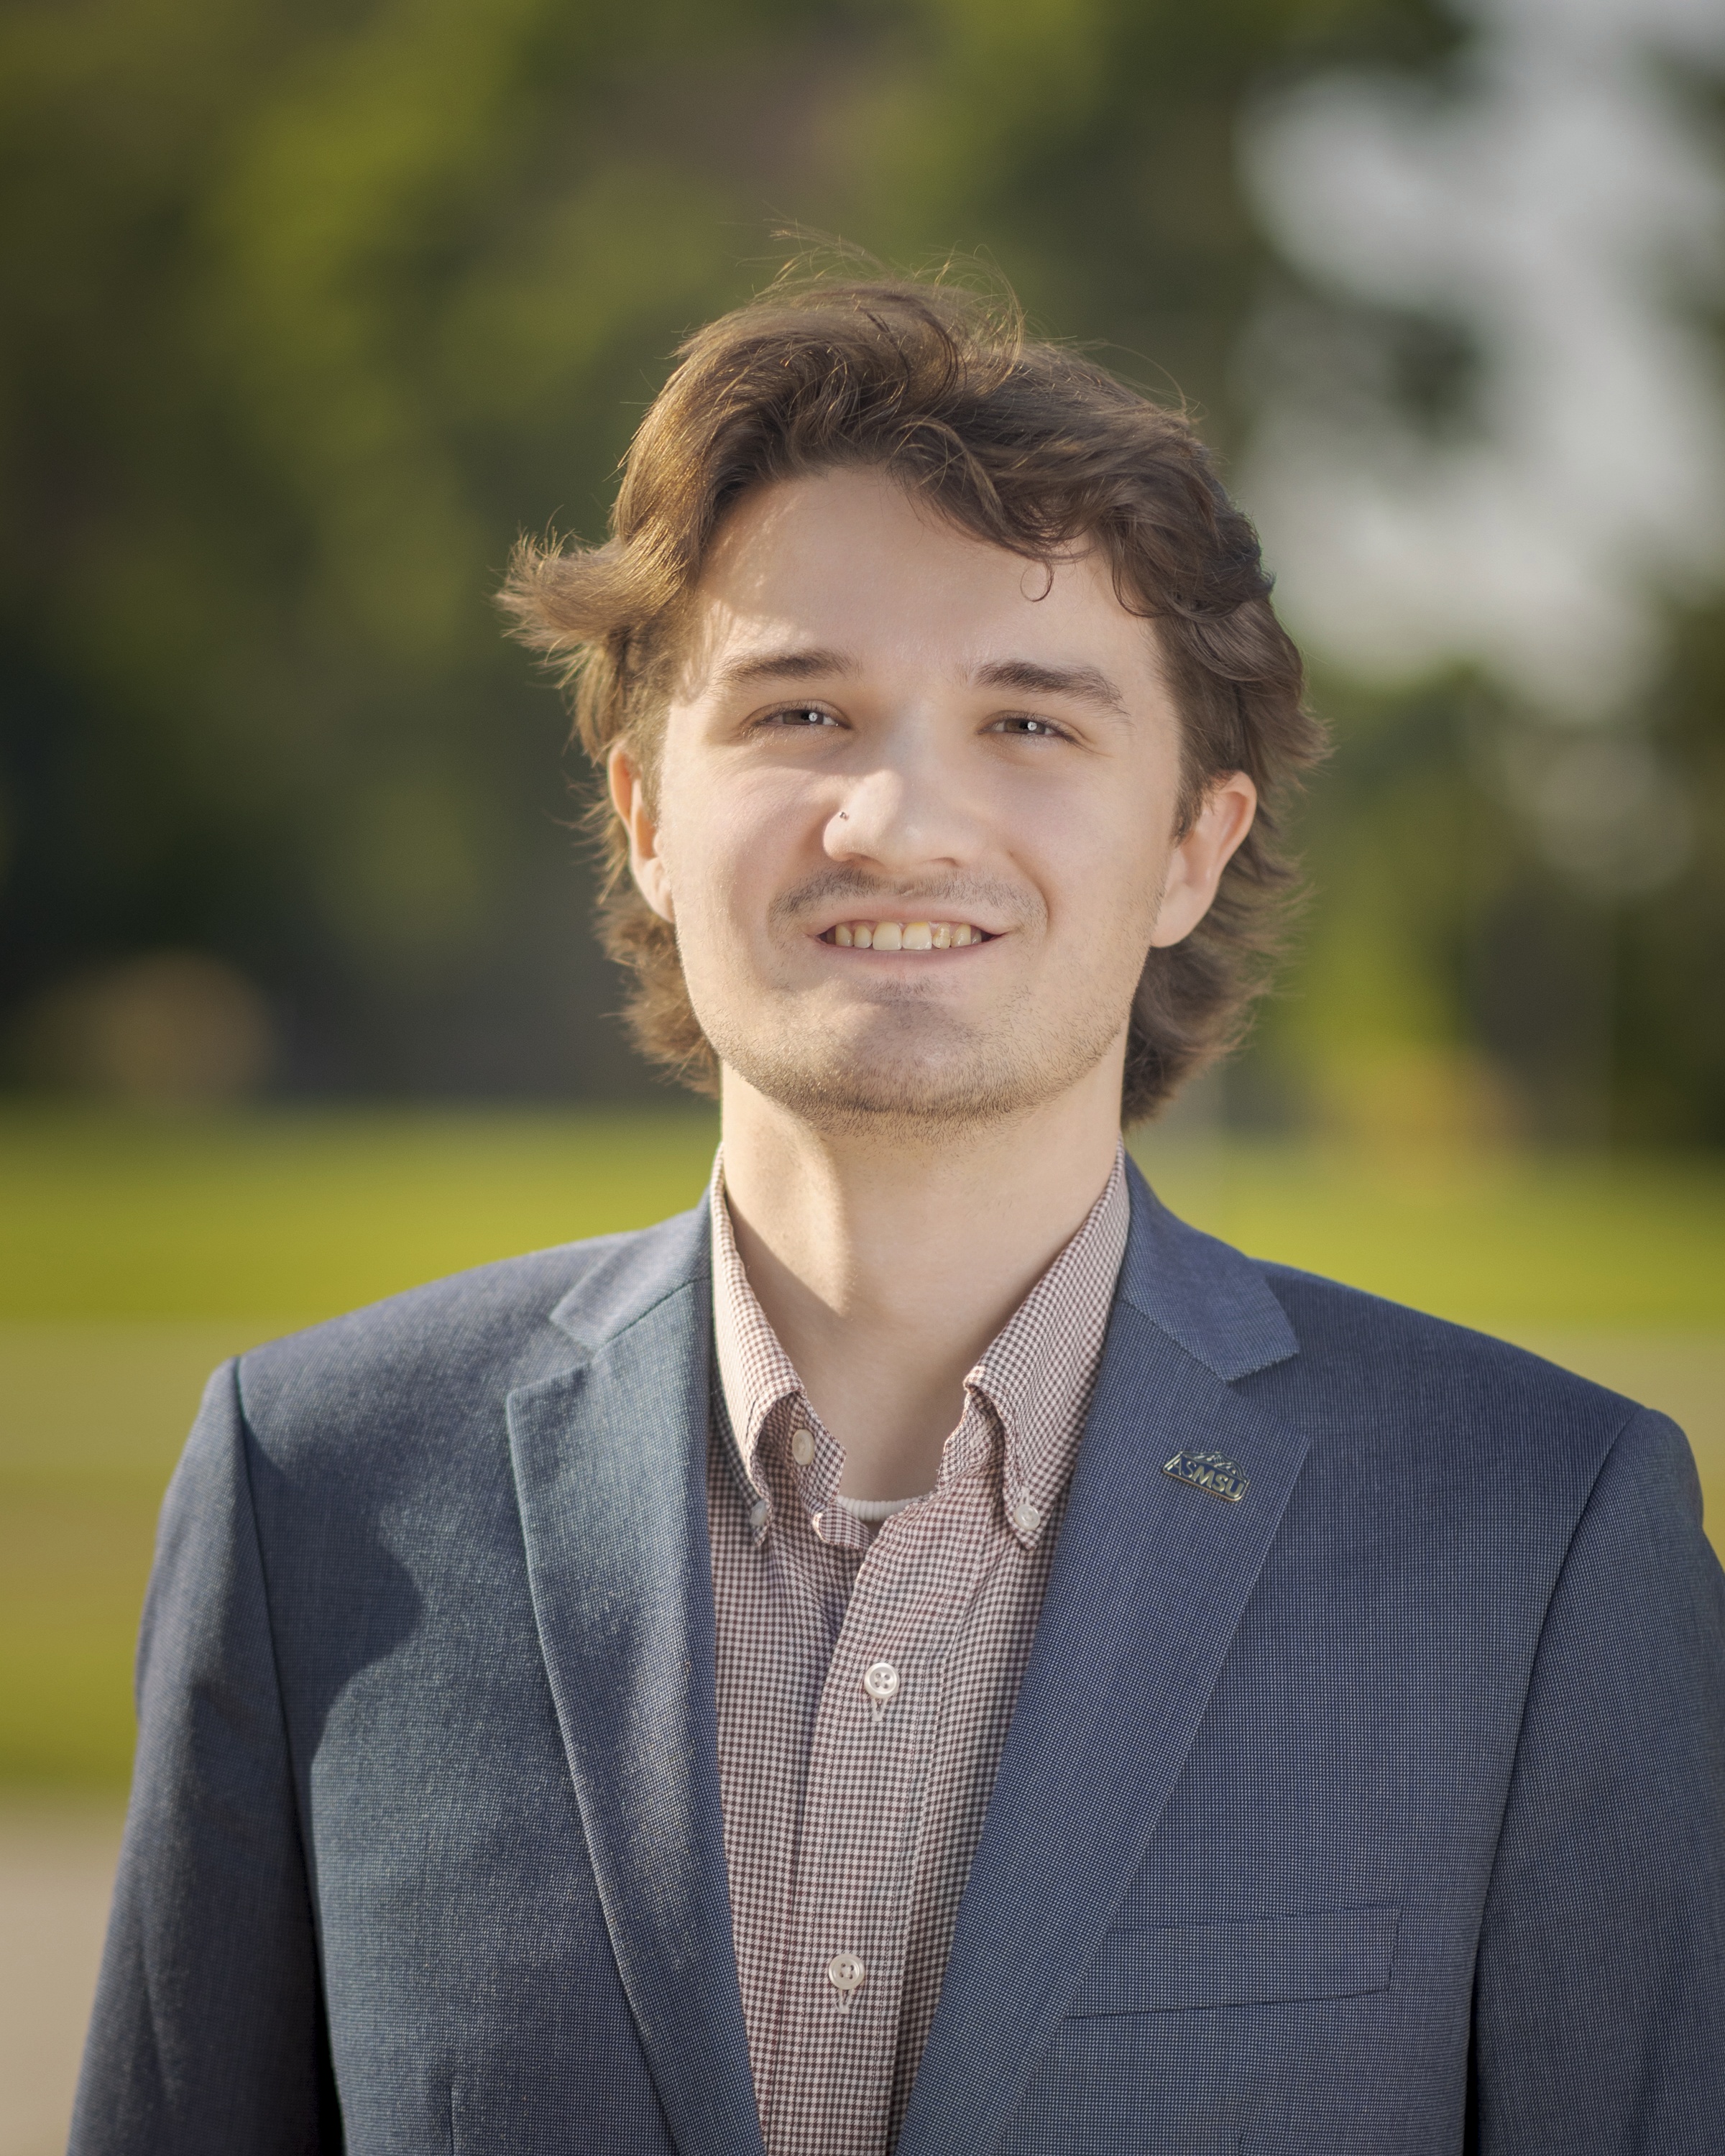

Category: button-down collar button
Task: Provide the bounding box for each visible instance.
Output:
[748,1498,770,1531]
[790,1424,816,1467]
[1008,1497,1042,1535]
[827,1951,866,1994]
[862,1660,901,1703]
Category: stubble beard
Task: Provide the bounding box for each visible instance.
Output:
[697,964,1132,1143]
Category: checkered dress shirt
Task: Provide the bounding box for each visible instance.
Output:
[707,1146,1130,2156]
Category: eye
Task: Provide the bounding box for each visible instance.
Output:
[989,714,1070,740]
[758,704,840,729]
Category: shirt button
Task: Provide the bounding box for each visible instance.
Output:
[790,1425,816,1467]
[1009,1497,1042,1534]
[748,1498,770,1531]
[827,1951,866,1994]
[862,1660,901,1703]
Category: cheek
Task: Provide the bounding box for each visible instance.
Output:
[1039,786,1172,950]
[656,765,797,932]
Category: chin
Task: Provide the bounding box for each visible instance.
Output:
[714,1010,1096,1133]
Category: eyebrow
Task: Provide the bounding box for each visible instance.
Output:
[712,646,856,692]
[708,645,1131,716]
[972,658,1131,715]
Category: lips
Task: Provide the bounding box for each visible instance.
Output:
[822,920,993,951]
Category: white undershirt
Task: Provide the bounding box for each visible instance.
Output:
[835,1493,921,1522]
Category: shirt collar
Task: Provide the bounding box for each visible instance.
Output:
[969,1143,1128,1535]
[709,1160,806,1501]
[709,1143,1129,1551]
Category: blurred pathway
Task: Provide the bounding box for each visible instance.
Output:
[0,1805,120,2156]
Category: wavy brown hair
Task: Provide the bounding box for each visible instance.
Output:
[500,270,1324,1123]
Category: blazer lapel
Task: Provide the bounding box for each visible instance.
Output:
[897,1165,1310,2156]
[505,1204,765,2156]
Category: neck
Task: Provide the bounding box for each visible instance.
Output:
[717,1056,1124,1501]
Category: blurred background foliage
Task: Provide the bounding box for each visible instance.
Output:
[15,0,1719,1140]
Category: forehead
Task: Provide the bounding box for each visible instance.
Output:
[680,466,1164,695]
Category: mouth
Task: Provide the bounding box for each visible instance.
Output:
[819,919,996,952]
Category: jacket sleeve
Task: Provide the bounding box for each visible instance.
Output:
[69,1360,341,2154]
[1473,1406,1725,2152]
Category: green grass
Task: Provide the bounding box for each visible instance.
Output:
[2,1105,1722,1787]
[1139,1136,1725,1330]
[1,1104,1719,1328]
[0,1105,722,1323]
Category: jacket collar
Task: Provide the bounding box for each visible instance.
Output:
[1113,1151,1299,1381]
[546,1199,712,1350]
[540,1152,1295,1381]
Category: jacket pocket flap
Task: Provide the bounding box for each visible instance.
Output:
[1068,1905,1399,2016]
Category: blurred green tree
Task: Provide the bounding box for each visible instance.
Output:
[2,0,1718,1138]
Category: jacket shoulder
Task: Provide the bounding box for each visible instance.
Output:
[231,1206,708,1464]
[1256,1258,1652,1468]
[1238,1263,1710,1612]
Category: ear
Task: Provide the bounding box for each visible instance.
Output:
[1149,771,1259,948]
[607,742,675,923]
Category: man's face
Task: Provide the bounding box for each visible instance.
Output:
[612,466,1254,1131]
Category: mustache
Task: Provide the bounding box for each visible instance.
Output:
[769,868,1039,929]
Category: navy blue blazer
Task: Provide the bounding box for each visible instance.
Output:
[73,1162,1725,2154]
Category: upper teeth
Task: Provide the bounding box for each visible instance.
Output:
[829,921,983,950]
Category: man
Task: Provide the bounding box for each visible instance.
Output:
[75,277,1724,2155]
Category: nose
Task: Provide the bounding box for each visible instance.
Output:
[824,734,979,873]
